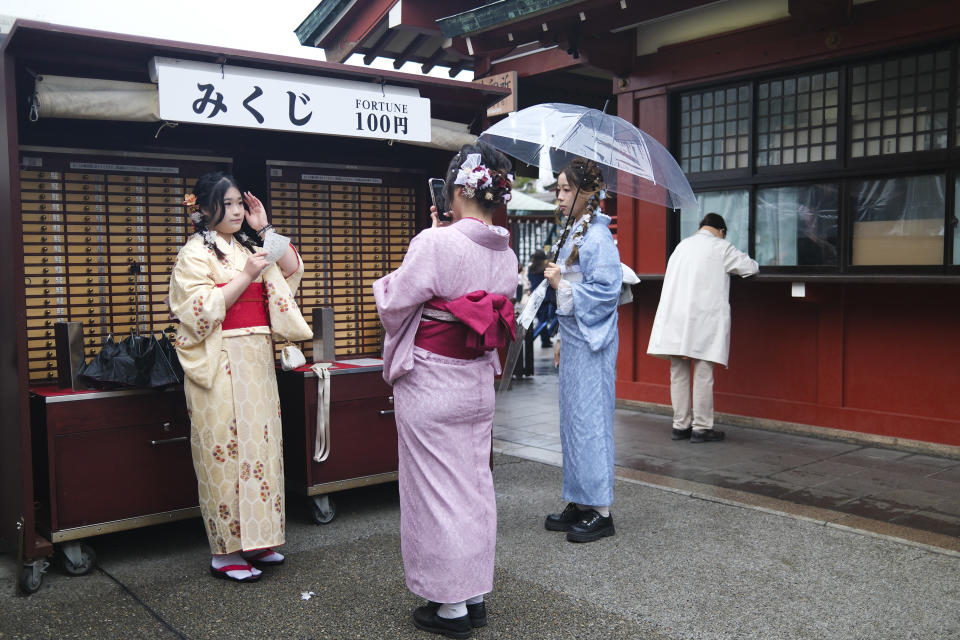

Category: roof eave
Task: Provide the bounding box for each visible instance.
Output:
[437,0,584,38]
[2,20,509,112]
[295,0,354,47]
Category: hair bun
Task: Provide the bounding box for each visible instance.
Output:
[570,159,605,193]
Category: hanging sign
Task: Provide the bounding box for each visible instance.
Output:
[473,71,517,118]
[150,57,431,142]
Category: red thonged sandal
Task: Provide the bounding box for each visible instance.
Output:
[242,548,285,566]
[209,563,261,582]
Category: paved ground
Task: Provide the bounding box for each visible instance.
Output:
[2,452,959,640]
[2,344,959,639]
[498,343,960,550]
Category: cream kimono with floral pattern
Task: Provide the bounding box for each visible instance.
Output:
[169,234,311,554]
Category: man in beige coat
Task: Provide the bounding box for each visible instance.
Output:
[647,213,758,443]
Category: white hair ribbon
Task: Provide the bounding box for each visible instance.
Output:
[453,153,493,190]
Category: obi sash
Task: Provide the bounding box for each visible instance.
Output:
[216,282,269,330]
[414,290,515,359]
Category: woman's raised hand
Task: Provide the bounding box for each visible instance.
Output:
[242,250,270,279]
[243,191,269,231]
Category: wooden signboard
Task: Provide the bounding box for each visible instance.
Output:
[474,71,517,118]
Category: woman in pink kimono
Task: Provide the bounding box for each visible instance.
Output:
[374,142,518,639]
[170,172,311,583]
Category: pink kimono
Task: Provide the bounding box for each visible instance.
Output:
[373,217,518,603]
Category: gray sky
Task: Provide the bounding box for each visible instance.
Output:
[0,0,472,79]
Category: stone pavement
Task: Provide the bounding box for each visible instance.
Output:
[496,343,960,553]
[3,451,959,640]
[2,345,960,639]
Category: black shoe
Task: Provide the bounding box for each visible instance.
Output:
[466,602,487,628]
[426,602,487,629]
[566,510,615,543]
[671,427,692,440]
[545,503,583,532]
[413,606,472,639]
[690,428,725,443]
[541,340,553,348]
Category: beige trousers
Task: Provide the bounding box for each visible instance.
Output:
[669,356,715,431]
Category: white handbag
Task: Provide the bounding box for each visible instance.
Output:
[619,262,641,305]
[280,343,306,371]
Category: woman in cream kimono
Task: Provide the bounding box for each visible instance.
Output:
[170,172,311,582]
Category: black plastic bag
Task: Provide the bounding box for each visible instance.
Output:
[79,332,183,389]
[157,332,185,384]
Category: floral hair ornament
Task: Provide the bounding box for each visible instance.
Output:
[183,193,204,225]
[454,153,514,202]
[454,153,495,199]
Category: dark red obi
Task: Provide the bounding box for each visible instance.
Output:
[414,290,516,360]
[216,282,269,330]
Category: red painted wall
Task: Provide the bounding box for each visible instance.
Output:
[620,280,960,447]
[610,0,960,447]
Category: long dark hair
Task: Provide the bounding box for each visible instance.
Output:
[189,172,261,259]
[443,141,513,214]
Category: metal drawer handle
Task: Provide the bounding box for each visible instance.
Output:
[379,409,395,416]
[150,436,187,446]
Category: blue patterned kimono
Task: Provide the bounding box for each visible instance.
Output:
[555,213,621,507]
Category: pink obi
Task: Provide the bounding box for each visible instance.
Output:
[414,290,516,359]
[216,282,269,330]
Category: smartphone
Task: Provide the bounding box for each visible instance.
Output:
[428,178,451,222]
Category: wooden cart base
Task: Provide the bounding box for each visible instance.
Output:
[278,361,398,525]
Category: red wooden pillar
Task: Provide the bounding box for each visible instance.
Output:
[616,88,670,394]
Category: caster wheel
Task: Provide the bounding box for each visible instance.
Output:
[19,560,48,595]
[309,495,336,525]
[61,542,96,576]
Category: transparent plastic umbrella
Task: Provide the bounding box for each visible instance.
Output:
[483,103,698,391]
[479,102,698,211]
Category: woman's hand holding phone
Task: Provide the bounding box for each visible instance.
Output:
[429,206,443,228]
[429,178,452,225]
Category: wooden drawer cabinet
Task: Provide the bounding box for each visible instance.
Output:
[31,388,199,542]
[277,363,397,524]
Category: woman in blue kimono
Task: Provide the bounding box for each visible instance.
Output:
[543,159,622,543]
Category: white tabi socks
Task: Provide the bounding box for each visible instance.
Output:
[436,601,468,619]
[211,552,262,580]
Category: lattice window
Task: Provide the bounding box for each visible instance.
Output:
[956,60,960,149]
[850,49,951,158]
[679,84,751,174]
[757,70,839,166]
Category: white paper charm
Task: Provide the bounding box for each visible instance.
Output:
[261,230,291,263]
[517,279,549,330]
